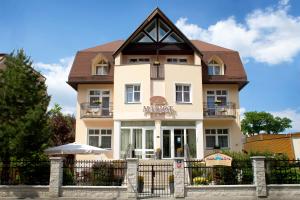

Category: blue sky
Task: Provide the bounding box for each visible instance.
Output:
[1,0,300,132]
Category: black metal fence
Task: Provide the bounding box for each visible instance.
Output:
[185,160,253,185]
[62,159,127,186]
[138,163,174,198]
[266,159,300,184]
[0,160,50,185]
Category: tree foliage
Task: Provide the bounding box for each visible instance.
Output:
[0,50,50,161]
[241,111,292,135]
[49,103,75,146]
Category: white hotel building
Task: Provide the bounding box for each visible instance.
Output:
[67,8,248,160]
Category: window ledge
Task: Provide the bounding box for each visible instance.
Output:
[176,102,192,105]
[125,102,141,104]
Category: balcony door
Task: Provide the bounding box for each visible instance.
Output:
[206,90,227,116]
[88,90,110,116]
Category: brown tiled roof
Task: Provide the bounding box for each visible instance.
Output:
[68,40,248,90]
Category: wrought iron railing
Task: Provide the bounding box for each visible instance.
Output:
[0,160,50,185]
[266,159,300,184]
[62,159,127,186]
[138,163,174,197]
[184,160,253,185]
[203,102,236,118]
[80,102,113,118]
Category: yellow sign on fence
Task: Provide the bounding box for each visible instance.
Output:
[204,153,232,166]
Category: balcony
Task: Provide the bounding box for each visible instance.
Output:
[203,102,236,118]
[80,102,113,118]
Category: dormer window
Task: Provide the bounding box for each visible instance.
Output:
[208,58,224,75]
[95,60,109,75]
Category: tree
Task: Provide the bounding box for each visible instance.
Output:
[0,50,51,160]
[0,50,50,181]
[241,111,292,135]
[49,103,75,146]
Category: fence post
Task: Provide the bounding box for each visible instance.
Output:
[127,158,138,199]
[251,156,267,197]
[49,157,64,198]
[174,158,185,198]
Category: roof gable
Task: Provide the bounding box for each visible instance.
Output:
[113,8,202,57]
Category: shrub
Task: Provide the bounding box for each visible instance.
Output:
[193,177,209,185]
[63,168,75,185]
[92,162,114,186]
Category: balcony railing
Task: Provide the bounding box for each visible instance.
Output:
[80,102,113,118]
[203,102,236,118]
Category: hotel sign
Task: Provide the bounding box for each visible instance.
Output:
[143,105,174,114]
[204,153,232,167]
[143,96,175,118]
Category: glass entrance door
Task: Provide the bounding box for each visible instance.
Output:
[162,130,171,158]
[174,129,184,157]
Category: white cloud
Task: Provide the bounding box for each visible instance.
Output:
[176,0,300,65]
[34,57,76,115]
[271,108,300,132]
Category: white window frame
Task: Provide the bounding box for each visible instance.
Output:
[166,57,188,64]
[95,64,109,75]
[120,127,155,159]
[175,83,192,104]
[206,89,228,104]
[205,128,230,150]
[87,128,112,149]
[128,57,151,64]
[208,60,223,75]
[125,84,141,104]
[88,89,110,105]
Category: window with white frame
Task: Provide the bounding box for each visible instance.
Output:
[176,84,191,103]
[166,57,187,64]
[208,60,222,75]
[206,90,227,106]
[128,58,150,64]
[126,84,141,103]
[88,129,112,149]
[89,90,110,106]
[95,60,109,75]
[205,129,229,149]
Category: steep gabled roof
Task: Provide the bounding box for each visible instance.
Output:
[68,39,248,90]
[113,8,202,57]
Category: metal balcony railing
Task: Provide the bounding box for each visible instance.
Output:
[80,102,113,118]
[203,102,236,118]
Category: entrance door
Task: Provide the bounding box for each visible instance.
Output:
[174,129,184,157]
[162,130,171,158]
[101,96,110,116]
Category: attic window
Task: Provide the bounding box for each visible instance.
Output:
[163,32,183,43]
[95,60,109,75]
[208,59,223,75]
[132,18,183,43]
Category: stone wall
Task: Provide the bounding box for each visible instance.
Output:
[186,185,300,200]
[0,185,49,198]
[61,186,127,199]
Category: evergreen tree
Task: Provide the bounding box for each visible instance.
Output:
[0,50,50,162]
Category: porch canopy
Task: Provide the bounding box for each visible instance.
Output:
[44,142,108,155]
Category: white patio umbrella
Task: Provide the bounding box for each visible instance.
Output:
[44,142,108,155]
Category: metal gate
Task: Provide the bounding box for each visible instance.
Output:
[137,163,174,198]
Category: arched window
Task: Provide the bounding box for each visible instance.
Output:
[208,57,224,75]
[95,59,109,75]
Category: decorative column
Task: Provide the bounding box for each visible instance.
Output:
[127,158,138,199]
[155,120,161,150]
[49,157,64,198]
[196,120,204,159]
[113,120,121,159]
[251,156,267,197]
[174,158,185,198]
